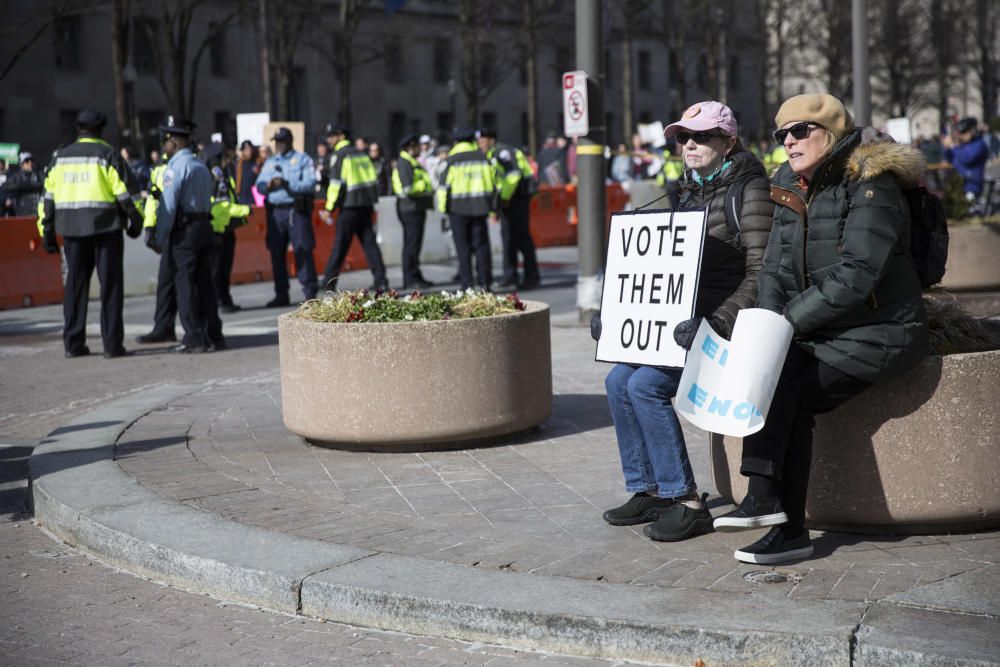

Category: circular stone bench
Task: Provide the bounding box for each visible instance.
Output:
[711,350,1000,534]
[278,301,552,449]
[940,223,1000,291]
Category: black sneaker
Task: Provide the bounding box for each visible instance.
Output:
[712,494,787,532]
[64,345,90,359]
[266,294,291,308]
[602,493,674,526]
[734,526,814,564]
[643,499,713,542]
[135,331,176,344]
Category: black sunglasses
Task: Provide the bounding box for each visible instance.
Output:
[773,122,822,144]
[675,131,727,145]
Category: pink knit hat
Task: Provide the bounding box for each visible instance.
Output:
[664,101,738,138]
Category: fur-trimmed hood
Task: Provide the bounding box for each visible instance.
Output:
[845,127,926,188]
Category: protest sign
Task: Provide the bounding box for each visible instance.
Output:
[596,210,706,368]
[675,308,793,437]
[236,112,270,147]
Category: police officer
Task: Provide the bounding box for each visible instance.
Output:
[436,128,496,291]
[38,109,143,359]
[135,154,178,344]
[477,128,539,289]
[204,142,250,313]
[392,133,434,289]
[256,127,317,306]
[156,116,218,353]
[319,123,388,291]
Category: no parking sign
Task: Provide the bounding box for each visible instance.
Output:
[562,71,589,138]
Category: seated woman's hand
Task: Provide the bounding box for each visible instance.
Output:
[672,317,702,350]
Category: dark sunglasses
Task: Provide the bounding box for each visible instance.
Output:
[773,122,822,144]
[675,131,727,145]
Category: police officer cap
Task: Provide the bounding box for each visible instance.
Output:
[324,123,350,137]
[201,141,224,165]
[453,127,476,142]
[271,126,294,143]
[76,109,108,130]
[956,117,978,133]
[159,115,196,136]
[398,133,419,149]
[478,127,498,139]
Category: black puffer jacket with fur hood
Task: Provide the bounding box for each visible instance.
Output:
[759,128,929,383]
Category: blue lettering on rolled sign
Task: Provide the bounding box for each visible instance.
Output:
[687,383,708,408]
[708,397,731,416]
[719,348,728,366]
[733,402,762,420]
[701,336,719,360]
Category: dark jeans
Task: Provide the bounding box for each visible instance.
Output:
[397,205,427,285]
[740,344,871,526]
[62,231,124,354]
[266,205,317,299]
[499,196,539,283]
[169,220,219,347]
[322,206,387,290]
[450,214,491,289]
[213,227,237,306]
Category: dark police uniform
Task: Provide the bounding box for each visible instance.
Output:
[136,162,179,343]
[255,127,317,305]
[391,133,434,289]
[485,134,540,289]
[435,128,496,290]
[38,109,143,358]
[156,117,218,352]
[322,124,388,290]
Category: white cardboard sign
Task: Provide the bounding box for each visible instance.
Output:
[596,210,707,368]
[236,112,271,148]
[675,308,794,437]
[562,71,589,138]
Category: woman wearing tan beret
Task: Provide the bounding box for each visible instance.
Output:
[712,93,929,564]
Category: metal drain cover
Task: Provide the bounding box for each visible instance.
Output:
[743,569,800,584]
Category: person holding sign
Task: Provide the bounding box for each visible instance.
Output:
[601,101,774,542]
[715,94,929,564]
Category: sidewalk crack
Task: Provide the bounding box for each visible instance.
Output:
[850,602,874,666]
[296,552,378,615]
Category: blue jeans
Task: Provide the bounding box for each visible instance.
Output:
[605,364,696,498]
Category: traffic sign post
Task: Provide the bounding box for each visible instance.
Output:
[562,70,589,138]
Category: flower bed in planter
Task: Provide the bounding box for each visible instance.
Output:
[711,307,1000,534]
[278,290,552,449]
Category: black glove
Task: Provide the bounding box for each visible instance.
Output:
[149,185,162,200]
[126,217,142,239]
[42,229,59,254]
[589,312,602,342]
[672,317,702,350]
[145,227,161,254]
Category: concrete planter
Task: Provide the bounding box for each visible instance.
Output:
[940,223,1000,291]
[711,349,1000,534]
[278,301,552,449]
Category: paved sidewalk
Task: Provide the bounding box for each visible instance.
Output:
[4,249,1000,665]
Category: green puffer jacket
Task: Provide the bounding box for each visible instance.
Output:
[758,128,929,383]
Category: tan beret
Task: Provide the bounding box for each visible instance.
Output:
[775,93,854,139]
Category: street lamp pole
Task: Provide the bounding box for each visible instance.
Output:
[851,0,872,126]
[575,0,606,319]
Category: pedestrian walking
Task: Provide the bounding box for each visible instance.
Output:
[478,128,540,289]
[37,110,144,358]
[155,116,220,353]
[435,128,496,291]
[599,101,774,543]
[392,133,434,289]
[256,127,318,306]
[714,93,929,564]
[319,123,388,291]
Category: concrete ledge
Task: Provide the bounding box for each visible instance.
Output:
[855,603,1000,666]
[712,350,1000,533]
[278,301,552,448]
[301,551,862,666]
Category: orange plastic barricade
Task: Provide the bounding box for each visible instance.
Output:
[529,183,628,248]
[0,217,63,309]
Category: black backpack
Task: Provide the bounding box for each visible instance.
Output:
[847,181,950,289]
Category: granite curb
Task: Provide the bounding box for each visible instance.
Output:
[29,389,1000,665]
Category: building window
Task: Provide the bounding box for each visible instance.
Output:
[385,39,403,84]
[481,111,497,132]
[53,16,81,70]
[518,63,527,86]
[134,19,158,75]
[605,112,614,146]
[520,112,528,147]
[436,112,453,133]
[59,109,80,144]
[729,56,740,92]
[209,22,227,77]
[214,112,235,146]
[555,46,570,86]
[669,50,681,85]
[604,48,611,86]
[389,112,407,152]
[291,67,308,125]
[639,111,652,124]
[638,50,650,90]
[138,110,162,156]
[432,38,450,84]
[480,44,495,90]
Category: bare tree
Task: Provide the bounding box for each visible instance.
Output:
[520,0,560,155]
[615,0,656,142]
[456,0,520,126]
[970,0,999,123]
[818,0,852,100]
[871,0,932,117]
[306,0,381,128]
[929,0,965,132]
[0,0,91,81]
[140,0,246,118]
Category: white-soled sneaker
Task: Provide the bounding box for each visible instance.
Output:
[734,525,814,564]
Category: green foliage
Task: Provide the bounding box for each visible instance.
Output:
[925,296,1000,355]
[292,288,526,324]
[941,171,970,220]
